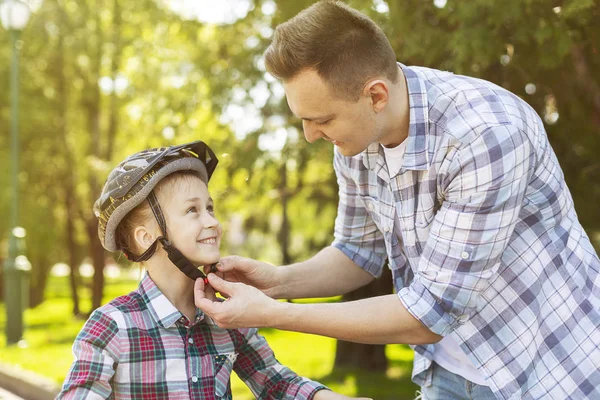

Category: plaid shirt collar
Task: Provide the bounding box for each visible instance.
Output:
[139,272,205,329]
[362,63,431,173]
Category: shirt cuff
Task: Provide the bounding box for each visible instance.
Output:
[397,277,466,337]
[332,241,385,278]
[299,381,329,400]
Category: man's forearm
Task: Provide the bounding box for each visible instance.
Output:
[269,293,442,345]
[274,246,375,299]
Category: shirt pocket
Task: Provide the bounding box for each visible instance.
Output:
[413,190,438,244]
[403,209,435,258]
[359,195,382,228]
[415,208,434,233]
[213,352,237,398]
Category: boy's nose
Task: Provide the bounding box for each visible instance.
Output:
[203,213,219,228]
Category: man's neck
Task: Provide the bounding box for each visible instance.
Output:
[381,67,410,148]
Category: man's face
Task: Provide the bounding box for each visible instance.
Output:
[283,69,383,157]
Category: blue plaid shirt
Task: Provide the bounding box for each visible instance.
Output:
[332,64,600,399]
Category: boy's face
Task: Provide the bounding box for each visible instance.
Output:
[158,176,222,266]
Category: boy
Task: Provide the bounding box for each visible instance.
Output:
[58,140,368,400]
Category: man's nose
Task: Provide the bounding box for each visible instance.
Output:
[302,120,322,143]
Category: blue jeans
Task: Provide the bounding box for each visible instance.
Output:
[419,362,497,400]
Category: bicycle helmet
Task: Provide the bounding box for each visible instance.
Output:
[93,140,219,281]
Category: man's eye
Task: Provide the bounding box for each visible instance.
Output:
[186,206,197,214]
[315,120,331,126]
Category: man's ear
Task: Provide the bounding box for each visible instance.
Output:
[133,225,156,251]
[363,79,389,113]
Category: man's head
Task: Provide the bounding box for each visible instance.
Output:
[264,0,398,101]
[264,1,404,156]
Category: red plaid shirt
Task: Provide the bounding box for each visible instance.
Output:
[58,273,326,399]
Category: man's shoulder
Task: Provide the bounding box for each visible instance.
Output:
[408,65,498,92]
[408,65,531,141]
[409,66,511,109]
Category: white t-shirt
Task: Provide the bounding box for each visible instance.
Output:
[382,142,488,386]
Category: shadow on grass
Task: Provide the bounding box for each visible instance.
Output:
[317,362,418,400]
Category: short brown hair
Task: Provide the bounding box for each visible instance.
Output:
[264,0,398,101]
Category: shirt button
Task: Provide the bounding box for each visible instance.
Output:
[191,376,198,383]
[188,338,194,344]
[461,251,470,260]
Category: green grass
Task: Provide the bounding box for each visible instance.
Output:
[0,273,418,399]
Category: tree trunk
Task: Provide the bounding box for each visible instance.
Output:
[88,218,106,310]
[66,190,82,316]
[278,160,292,265]
[87,0,105,311]
[333,265,393,372]
[29,257,50,308]
[55,9,82,316]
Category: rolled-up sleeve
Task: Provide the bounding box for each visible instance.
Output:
[331,148,387,278]
[398,125,535,336]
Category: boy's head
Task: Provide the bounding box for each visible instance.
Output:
[116,171,221,267]
[94,141,219,278]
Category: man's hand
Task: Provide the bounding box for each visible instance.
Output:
[204,256,281,298]
[194,273,279,329]
[194,277,218,302]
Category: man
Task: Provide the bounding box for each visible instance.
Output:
[195,1,600,399]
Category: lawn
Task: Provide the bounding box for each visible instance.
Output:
[0,272,418,399]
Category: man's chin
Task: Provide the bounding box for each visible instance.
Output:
[338,146,363,157]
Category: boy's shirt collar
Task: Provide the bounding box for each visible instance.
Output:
[139,272,206,329]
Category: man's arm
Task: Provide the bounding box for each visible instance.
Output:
[398,125,535,337]
[196,274,442,345]
[271,292,442,345]
[213,247,374,300]
[275,246,374,298]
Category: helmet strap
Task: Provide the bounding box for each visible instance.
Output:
[124,241,158,262]
[146,191,206,281]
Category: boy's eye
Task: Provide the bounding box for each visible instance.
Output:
[315,120,331,126]
[207,205,215,213]
[186,206,197,214]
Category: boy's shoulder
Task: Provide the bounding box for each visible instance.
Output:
[90,287,147,326]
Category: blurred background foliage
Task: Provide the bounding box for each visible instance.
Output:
[0,0,598,397]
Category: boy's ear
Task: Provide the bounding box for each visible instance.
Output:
[133,225,156,251]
